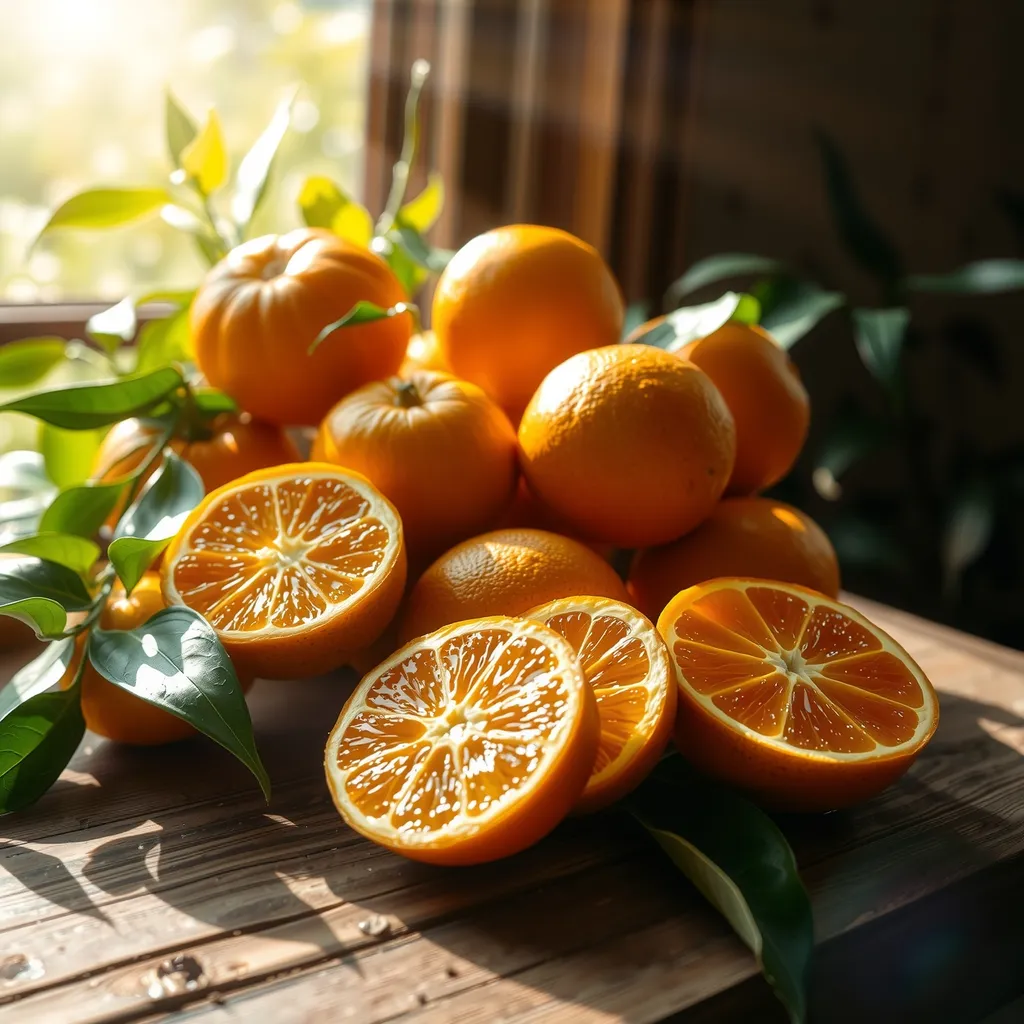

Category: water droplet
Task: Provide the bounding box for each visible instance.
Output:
[357,914,391,937]
[0,954,45,984]
[145,954,207,998]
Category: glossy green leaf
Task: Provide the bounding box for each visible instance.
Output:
[0,451,56,545]
[666,254,785,305]
[40,423,107,489]
[181,109,228,195]
[761,287,846,349]
[37,188,171,237]
[0,556,92,611]
[621,301,651,341]
[908,259,1024,295]
[815,131,902,290]
[166,89,199,168]
[812,409,888,500]
[398,172,444,233]
[109,452,203,593]
[942,480,995,597]
[298,175,374,246]
[86,297,137,354]
[0,338,66,389]
[371,234,427,298]
[393,225,455,274]
[0,638,76,722]
[135,287,196,309]
[89,608,270,799]
[628,758,812,1024]
[0,534,100,577]
[0,683,85,814]
[0,367,183,430]
[851,307,909,389]
[0,598,67,639]
[192,388,238,418]
[310,301,416,354]
[636,292,750,351]
[232,90,295,232]
[40,479,128,538]
[135,309,193,374]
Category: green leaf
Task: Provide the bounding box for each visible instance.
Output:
[371,234,427,298]
[942,480,995,597]
[908,259,1024,294]
[666,254,785,305]
[159,203,225,256]
[812,408,888,500]
[815,131,903,291]
[0,685,85,814]
[0,638,76,722]
[393,225,455,273]
[37,188,171,238]
[89,608,270,799]
[0,451,56,545]
[0,367,183,430]
[298,175,374,246]
[135,309,193,374]
[760,286,846,349]
[732,293,761,325]
[636,292,750,351]
[192,388,238,418]
[0,556,92,611]
[851,307,910,389]
[621,301,651,341]
[109,452,203,593]
[166,90,198,168]
[41,423,107,489]
[398,172,444,233]
[232,90,295,233]
[0,534,99,576]
[135,287,196,309]
[0,599,67,639]
[0,338,66,389]
[40,479,128,537]
[310,301,416,354]
[628,758,812,1024]
[86,297,137,354]
[181,109,228,195]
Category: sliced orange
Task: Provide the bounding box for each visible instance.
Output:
[524,596,675,812]
[162,463,406,680]
[324,616,600,865]
[659,579,939,811]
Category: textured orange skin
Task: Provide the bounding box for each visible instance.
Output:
[61,574,253,746]
[398,528,630,643]
[161,463,407,680]
[432,225,624,422]
[312,370,518,561]
[631,319,810,496]
[518,345,736,548]
[628,497,840,620]
[398,330,450,377]
[191,229,412,426]
[660,580,939,812]
[327,617,601,865]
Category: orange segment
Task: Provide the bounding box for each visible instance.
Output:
[525,596,676,812]
[325,617,599,865]
[162,463,406,680]
[659,578,939,811]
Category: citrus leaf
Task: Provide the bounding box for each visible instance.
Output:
[88,608,270,800]
[0,556,92,611]
[298,175,374,246]
[0,338,66,389]
[40,423,107,489]
[732,293,762,325]
[398,172,444,233]
[0,534,99,576]
[667,254,785,305]
[908,259,1024,295]
[110,452,203,593]
[393,225,455,273]
[0,599,67,639]
[637,292,749,351]
[851,307,910,390]
[0,684,84,814]
[0,451,56,544]
[0,638,76,722]
[134,287,196,309]
[0,367,183,430]
[232,89,295,233]
[86,296,137,354]
[40,479,129,537]
[37,188,171,237]
[942,480,995,597]
[628,757,812,1024]
[181,109,228,195]
[192,388,237,418]
[761,287,846,349]
[371,234,427,298]
[310,301,415,354]
[135,309,193,374]
[166,89,199,168]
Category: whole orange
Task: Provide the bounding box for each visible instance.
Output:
[518,345,736,548]
[432,225,624,422]
[628,497,840,620]
[398,527,630,642]
[399,330,449,377]
[312,369,518,560]
[191,228,413,427]
[62,573,252,746]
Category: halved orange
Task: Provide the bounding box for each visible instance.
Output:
[324,616,599,864]
[162,463,406,680]
[659,579,939,811]
[525,596,675,812]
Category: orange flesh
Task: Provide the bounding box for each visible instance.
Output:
[171,476,391,633]
[334,626,579,832]
[668,584,928,755]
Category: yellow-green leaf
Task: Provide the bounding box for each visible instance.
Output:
[0,339,66,389]
[398,172,444,233]
[165,89,198,168]
[181,109,228,195]
[40,423,107,489]
[37,188,171,238]
[297,176,373,246]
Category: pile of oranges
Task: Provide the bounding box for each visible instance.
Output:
[82,224,938,865]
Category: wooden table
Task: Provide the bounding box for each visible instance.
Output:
[0,597,1022,1024]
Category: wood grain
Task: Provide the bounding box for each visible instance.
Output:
[0,597,1021,1023]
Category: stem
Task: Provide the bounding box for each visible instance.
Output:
[67,565,116,637]
[393,380,423,408]
[376,59,431,236]
[118,417,178,513]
